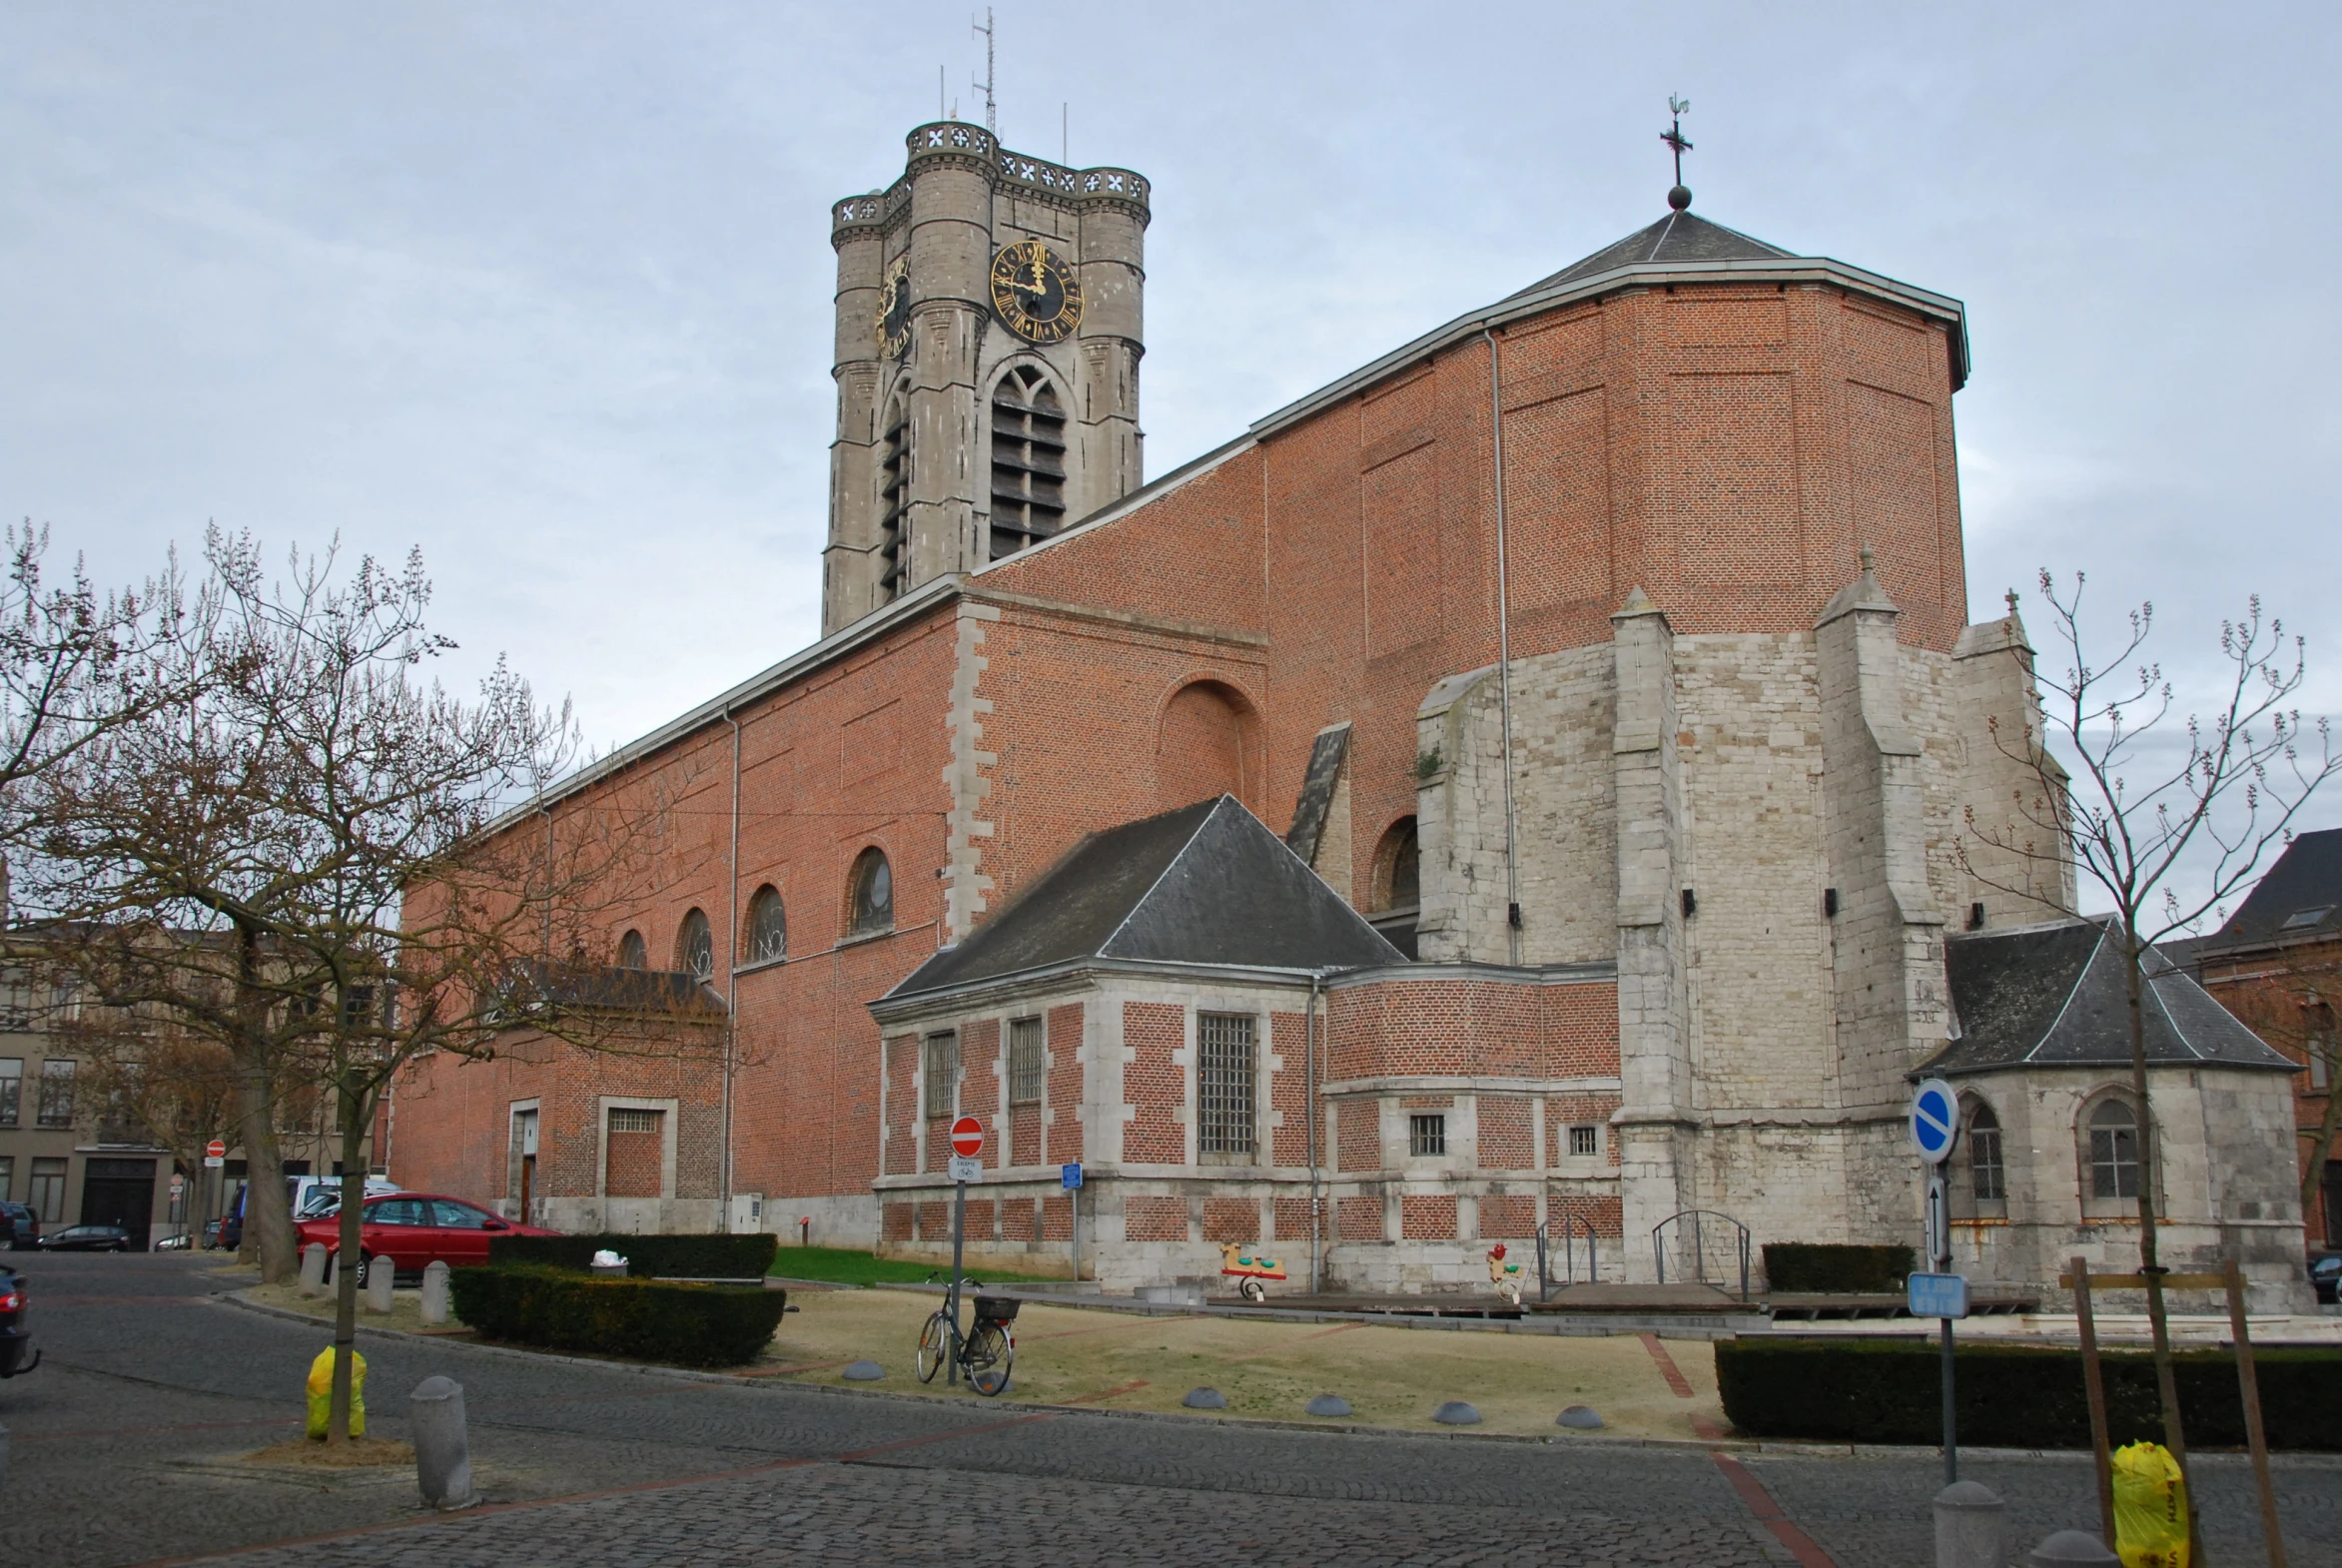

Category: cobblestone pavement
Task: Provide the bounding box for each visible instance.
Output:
[7,1253,2334,1567]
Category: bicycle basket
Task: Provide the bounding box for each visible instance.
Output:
[972,1295,1021,1322]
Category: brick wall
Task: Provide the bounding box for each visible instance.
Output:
[1047,1002,1085,1164]
[1269,1009,1310,1168]
[1401,1193,1458,1240]
[1337,1194,1383,1241]
[1125,1194,1186,1241]
[1201,1195,1259,1242]
[1272,1194,1316,1242]
[1479,1193,1537,1238]
[1477,1097,1533,1170]
[961,1017,1000,1166]
[1336,1098,1379,1174]
[603,1114,663,1197]
[1123,1002,1184,1163]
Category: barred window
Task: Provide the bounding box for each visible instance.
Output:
[923,1031,959,1120]
[608,1108,661,1135]
[1410,1114,1447,1158]
[1568,1124,1599,1158]
[1967,1102,2005,1202]
[1008,1017,1045,1106]
[1197,1013,1255,1158]
[35,1059,73,1128]
[2087,1099,2140,1199]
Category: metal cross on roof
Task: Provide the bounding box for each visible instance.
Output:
[1660,96,1694,208]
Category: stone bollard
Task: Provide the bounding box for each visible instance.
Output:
[1934,1480,2009,1568]
[419,1260,450,1325]
[325,1248,341,1291]
[299,1243,329,1296]
[365,1258,395,1313]
[409,1376,474,1510]
[2026,1531,2118,1567]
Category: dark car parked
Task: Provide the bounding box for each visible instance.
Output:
[36,1223,132,1252]
[0,1202,40,1250]
[0,1263,34,1377]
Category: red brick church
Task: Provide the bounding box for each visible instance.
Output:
[387,121,2309,1302]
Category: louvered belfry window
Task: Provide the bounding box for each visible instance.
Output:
[878,399,912,600]
[989,366,1067,562]
[1196,1012,1255,1159]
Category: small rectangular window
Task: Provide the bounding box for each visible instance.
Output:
[1409,1114,1447,1158]
[0,970,33,1032]
[35,1059,74,1128]
[923,1031,959,1120]
[0,1155,12,1201]
[1971,1126,2005,1201]
[0,1059,19,1127]
[1568,1124,1600,1158]
[1196,1013,1255,1158]
[1008,1018,1045,1106]
[607,1108,661,1135]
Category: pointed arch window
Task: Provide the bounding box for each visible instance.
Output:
[617,929,648,970]
[878,397,912,601]
[676,909,714,981]
[745,885,787,965]
[849,848,894,937]
[989,366,1067,561]
[1957,1098,2005,1217]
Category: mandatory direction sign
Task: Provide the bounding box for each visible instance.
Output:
[1909,1078,1957,1165]
[949,1116,985,1160]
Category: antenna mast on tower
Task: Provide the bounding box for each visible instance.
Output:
[972,8,998,136]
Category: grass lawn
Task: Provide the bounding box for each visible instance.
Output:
[765,1244,1054,1287]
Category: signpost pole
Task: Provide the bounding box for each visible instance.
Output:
[948,1175,966,1387]
[1909,1080,1960,1488]
[1930,1172,1955,1485]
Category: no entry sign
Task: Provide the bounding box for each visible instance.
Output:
[206,1139,227,1160]
[949,1116,984,1160]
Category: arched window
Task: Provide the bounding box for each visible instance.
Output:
[617,929,648,970]
[1958,1098,2005,1217]
[1372,818,1420,913]
[848,848,894,936]
[878,397,911,601]
[745,885,787,965]
[676,909,714,981]
[2083,1096,2143,1215]
[989,366,1067,561]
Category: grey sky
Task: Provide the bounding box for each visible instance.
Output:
[5,2,2337,915]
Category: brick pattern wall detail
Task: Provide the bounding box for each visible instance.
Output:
[604,1119,663,1198]
[1047,1003,1085,1164]
[1123,1002,1185,1164]
[1401,1193,1459,1240]
[1201,1195,1259,1242]
[1125,1194,1187,1241]
[1336,1098,1379,1174]
[1273,1194,1317,1242]
[1338,1194,1383,1242]
[1477,1098,1533,1171]
[1480,1193,1537,1238]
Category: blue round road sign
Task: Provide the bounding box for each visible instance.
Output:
[1910,1078,1956,1164]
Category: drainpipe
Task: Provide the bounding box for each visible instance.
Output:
[1483,330,1523,965]
[1306,969,1324,1294]
[722,708,741,1231]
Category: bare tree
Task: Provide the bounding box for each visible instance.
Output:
[1964,571,2338,1534]
[25,530,685,1441]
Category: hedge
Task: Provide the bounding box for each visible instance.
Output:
[1716,1337,2342,1451]
[1761,1243,1917,1294]
[488,1231,779,1279]
[449,1262,789,1367]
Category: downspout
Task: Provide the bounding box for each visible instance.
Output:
[1306,969,1323,1294]
[722,708,741,1229]
[1483,329,1522,965]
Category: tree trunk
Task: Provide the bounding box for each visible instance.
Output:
[231,923,298,1282]
[2122,923,2198,1560]
[326,1080,369,1445]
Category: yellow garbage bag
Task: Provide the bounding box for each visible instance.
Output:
[2110,1441,2189,1568]
[305,1345,368,1439]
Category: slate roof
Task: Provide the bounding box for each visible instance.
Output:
[2199,828,2342,953]
[1921,918,2292,1077]
[885,795,1402,1003]
[1510,210,1799,297]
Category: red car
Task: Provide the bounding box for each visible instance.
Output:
[295,1191,558,1283]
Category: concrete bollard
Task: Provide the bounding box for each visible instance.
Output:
[1934,1480,2009,1567]
[299,1244,329,1296]
[419,1260,450,1325]
[365,1258,395,1313]
[409,1376,474,1510]
[2026,1530,2118,1567]
[325,1249,341,1291]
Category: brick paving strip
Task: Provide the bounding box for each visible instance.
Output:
[126,1409,1066,1568]
[1709,1452,1842,1568]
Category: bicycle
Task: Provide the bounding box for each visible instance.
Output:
[916,1284,1018,1396]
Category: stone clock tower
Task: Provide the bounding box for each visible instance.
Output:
[822,123,1151,634]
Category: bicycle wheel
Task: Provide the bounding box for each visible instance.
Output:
[916,1308,951,1383]
[965,1320,1013,1397]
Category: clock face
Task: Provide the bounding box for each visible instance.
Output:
[875,255,912,360]
[990,239,1083,344]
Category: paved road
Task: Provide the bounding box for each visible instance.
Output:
[4,1253,2333,1567]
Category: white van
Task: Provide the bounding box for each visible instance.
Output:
[290,1174,400,1218]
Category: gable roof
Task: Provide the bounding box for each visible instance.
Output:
[882,795,1402,1005]
[1922,917,2291,1078]
[2200,828,2342,954]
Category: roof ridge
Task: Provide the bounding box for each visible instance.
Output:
[2025,921,2107,1062]
[1096,795,1229,959]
